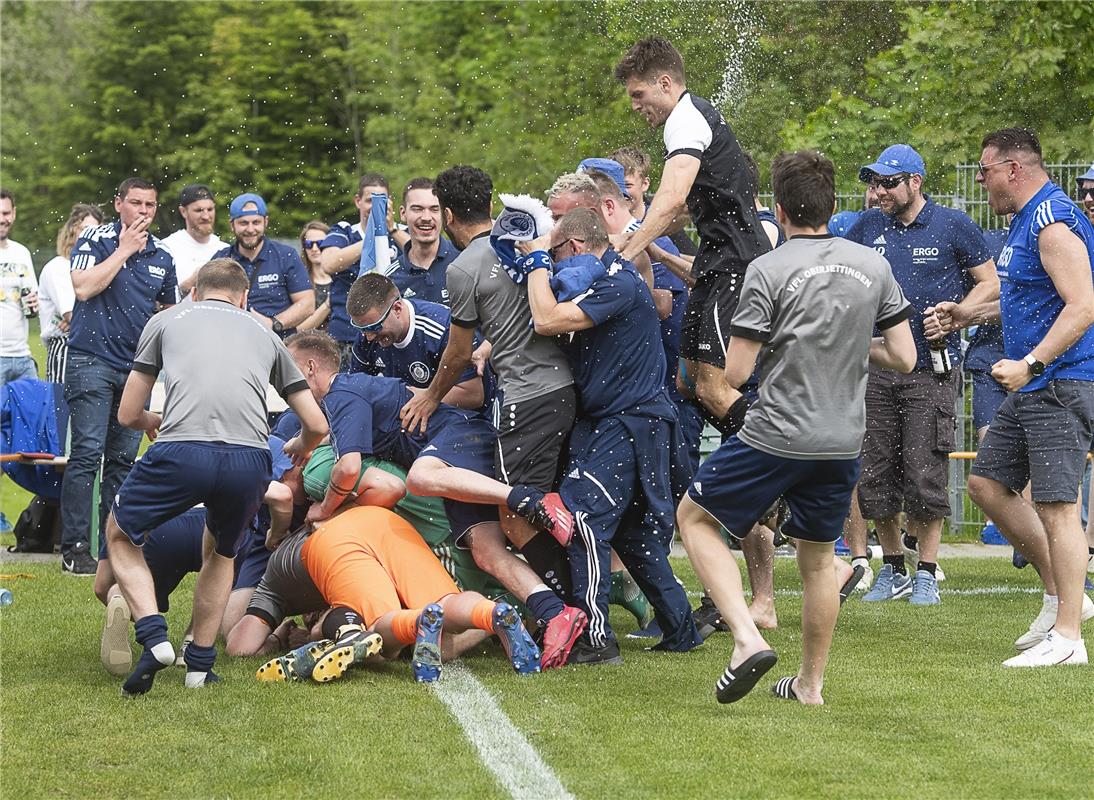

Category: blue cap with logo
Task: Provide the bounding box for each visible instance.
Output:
[1076,163,1094,187]
[577,158,631,200]
[859,144,926,183]
[229,192,268,220]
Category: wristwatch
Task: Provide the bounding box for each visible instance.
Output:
[1023,354,1045,376]
[271,318,284,334]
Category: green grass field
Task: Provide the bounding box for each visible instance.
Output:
[2,556,1091,799]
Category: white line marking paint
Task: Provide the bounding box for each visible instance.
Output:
[431,662,573,800]
[686,586,1042,599]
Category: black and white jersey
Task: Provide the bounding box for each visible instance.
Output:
[663,92,771,277]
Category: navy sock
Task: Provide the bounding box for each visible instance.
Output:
[184,643,218,688]
[883,554,906,576]
[526,589,565,627]
[519,532,574,599]
[122,615,174,697]
[321,606,363,641]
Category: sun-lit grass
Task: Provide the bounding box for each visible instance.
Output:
[2,556,1090,799]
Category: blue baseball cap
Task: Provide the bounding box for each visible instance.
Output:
[859,144,926,182]
[577,157,631,200]
[229,192,267,220]
[1076,164,1094,187]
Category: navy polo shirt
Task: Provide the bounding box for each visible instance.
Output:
[846,198,991,371]
[569,250,671,419]
[320,220,402,344]
[650,235,689,400]
[997,181,1094,392]
[321,373,425,469]
[68,221,178,371]
[390,238,460,306]
[213,238,311,332]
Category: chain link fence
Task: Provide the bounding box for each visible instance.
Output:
[701,161,1093,539]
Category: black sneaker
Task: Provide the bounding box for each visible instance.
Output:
[61,542,97,576]
[692,594,728,640]
[567,638,623,666]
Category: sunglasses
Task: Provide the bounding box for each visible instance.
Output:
[350,296,398,332]
[303,239,323,249]
[548,238,585,260]
[868,174,910,190]
[1081,185,1094,199]
[977,158,1015,177]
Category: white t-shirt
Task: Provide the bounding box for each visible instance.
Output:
[38,255,76,341]
[0,239,36,357]
[161,229,225,289]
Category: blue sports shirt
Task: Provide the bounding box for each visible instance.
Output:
[349,299,494,409]
[390,238,460,305]
[997,181,1094,392]
[68,222,178,371]
[846,198,991,371]
[963,227,1008,373]
[212,238,311,333]
[320,221,402,343]
[567,250,672,419]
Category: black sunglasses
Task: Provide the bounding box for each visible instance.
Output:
[548,238,585,260]
[1081,185,1094,199]
[302,239,323,249]
[869,174,910,190]
[350,296,398,332]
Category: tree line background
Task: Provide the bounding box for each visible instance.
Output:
[2,0,1091,259]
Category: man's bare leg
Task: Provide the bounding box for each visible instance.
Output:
[794,540,839,705]
[907,517,943,566]
[741,523,777,629]
[844,487,869,559]
[221,587,255,639]
[678,496,770,666]
[1037,502,1088,640]
[182,530,235,686]
[967,475,1057,594]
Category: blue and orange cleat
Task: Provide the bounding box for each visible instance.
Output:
[492,603,541,675]
[413,604,445,683]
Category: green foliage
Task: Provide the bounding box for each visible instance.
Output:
[2,0,1091,257]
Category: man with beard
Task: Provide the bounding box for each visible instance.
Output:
[213,193,314,337]
[846,144,997,606]
[162,184,225,296]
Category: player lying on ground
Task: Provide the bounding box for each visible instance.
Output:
[229,506,539,683]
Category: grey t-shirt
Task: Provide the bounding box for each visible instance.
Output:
[731,235,911,460]
[132,299,308,448]
[246,529,325,627]
[446,234,572,404]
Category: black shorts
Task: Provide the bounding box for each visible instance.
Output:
[679,270,743,367]
[493,384,576,491]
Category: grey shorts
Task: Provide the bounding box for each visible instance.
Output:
[970,379,1094,504]
[857,367,959,521]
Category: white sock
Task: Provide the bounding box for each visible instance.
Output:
[184,671,208,689]
[530,583,551,595]
[151,641,175,666]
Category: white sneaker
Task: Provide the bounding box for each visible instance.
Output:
[174,636,194,667]
[1003,630,1088,667]
[851,560,874,593]
[1015,593,1094,650]
[100,594,132,677]
[935,564,946,583]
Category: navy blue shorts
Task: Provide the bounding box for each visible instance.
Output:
[232,525,271,590]
[112,441,272,557]
[970,371,1008,431]
[142,507,206,612]
[686,436,861,543]
[420,408,499,545]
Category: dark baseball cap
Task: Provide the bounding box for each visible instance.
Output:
[179,183,215,207]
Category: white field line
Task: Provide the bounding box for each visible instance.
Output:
[686,586,1042,599]
[431,661,573,800]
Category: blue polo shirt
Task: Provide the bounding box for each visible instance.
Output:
[650,236,689,400]
[963,227,1008,373]
[568,250,671,419]
[390,238,459,305]
[320,220,402,344]
[846,198,991,371]
[213,238,311,333]
[349,298,494,410]
[997,181,1094,392]
[68,222,178,371]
